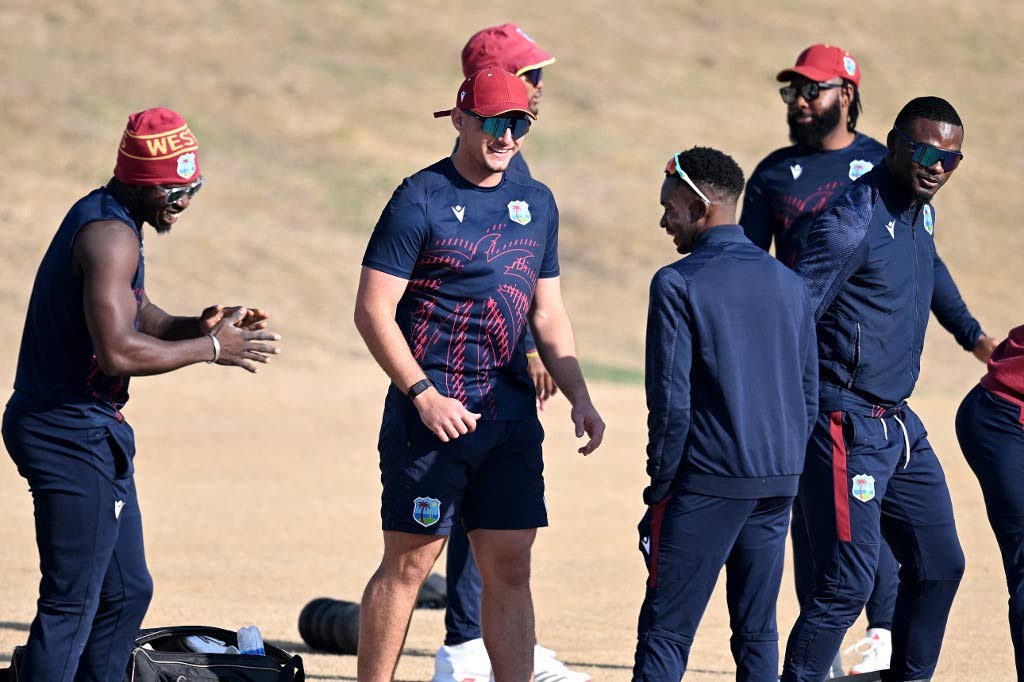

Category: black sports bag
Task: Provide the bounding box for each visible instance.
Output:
[126,626,304,681]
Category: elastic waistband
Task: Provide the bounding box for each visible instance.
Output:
[819,385,906,418]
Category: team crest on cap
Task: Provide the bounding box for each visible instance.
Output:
[852,474,876,502]
[843,56,857,76]
[176,152,197,180]
[849,159,873,180]
[507,200,531,225]
[923,205,934,235]
[413,497,441,527]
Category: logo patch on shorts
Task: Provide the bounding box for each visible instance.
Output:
[507,200,531,225]
[413,497,441,527]
[923,205,934,235]
[114,500,125,519]
[852,474,876,502]
[849,159,873,180]
[176,152,197,179]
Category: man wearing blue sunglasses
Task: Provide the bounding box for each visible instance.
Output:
[431,24,590,682]
[357,69,605,682]
[781,97,997,682]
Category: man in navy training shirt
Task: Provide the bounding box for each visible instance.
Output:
[355,69,606,682]
[740,43,896,676]
[633,146,818,682]
[780,97,997,682]
[435,24,587,682]
[2,107,280,680]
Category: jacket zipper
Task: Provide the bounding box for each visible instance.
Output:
[910,210,922,379]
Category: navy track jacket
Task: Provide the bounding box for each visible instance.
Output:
[796,163,984,411]
[644,226,818,504]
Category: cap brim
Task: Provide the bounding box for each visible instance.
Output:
[471,104,537,120]
[776,65,836,83]
[514,56,556,75]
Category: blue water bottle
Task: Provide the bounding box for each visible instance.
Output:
[237,625,265,656]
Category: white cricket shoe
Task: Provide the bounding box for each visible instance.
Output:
[433,638,491,682]
[533,645,592,682]
[845,627,892,674]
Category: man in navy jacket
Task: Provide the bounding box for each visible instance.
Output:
[634,146,818,681]
[781,98,997,682]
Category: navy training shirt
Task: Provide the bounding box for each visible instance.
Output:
[451,139,538,353]
[741,133,886,268]
[363,157,559,420]
[796,163,984,410]
[9,187,145,427]
[644,226,818,503]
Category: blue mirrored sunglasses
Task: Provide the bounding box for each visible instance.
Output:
[893,127,963,171]
[464,110,532,140]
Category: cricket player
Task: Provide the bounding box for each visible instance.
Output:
[634,146,818,681]
[780,97,997,682]
[740,43,895,675]
[354,69,605,682]
[1,107,280,679]
[956,327,1024,678]
[435,22,588,682]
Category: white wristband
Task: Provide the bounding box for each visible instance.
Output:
[207,334,221,363]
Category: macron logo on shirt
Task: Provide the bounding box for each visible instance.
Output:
[452,205,465,223]
[886,220,896,239]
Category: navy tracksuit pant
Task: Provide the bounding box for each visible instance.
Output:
[791,495,898,630]
[444,519,483,645]
[956,384,1024,679]
[2,409,153,681]
[782,406,964,682]
[633,492,793,682]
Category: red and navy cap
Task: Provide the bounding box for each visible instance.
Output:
[461,23,555,77]
[776,44,861,88]
[433,69,536,119]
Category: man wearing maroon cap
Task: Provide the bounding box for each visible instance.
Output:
[741,44,897,676]
[433,24,589,682]
[1,107,280,679]
[355,69,605,682]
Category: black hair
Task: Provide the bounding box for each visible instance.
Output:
[847,83,861,132]
[671,146,745,200]
[894,96,963,131]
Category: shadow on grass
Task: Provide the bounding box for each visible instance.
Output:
[0,622,29,632]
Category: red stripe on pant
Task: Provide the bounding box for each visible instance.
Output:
[830,411,852,542]
[647,498,669,589]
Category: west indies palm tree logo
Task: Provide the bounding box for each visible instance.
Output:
[413,497,441,527]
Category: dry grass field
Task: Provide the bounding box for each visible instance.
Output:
[1,1,1022,679]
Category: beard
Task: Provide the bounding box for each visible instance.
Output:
[788,98,842,148]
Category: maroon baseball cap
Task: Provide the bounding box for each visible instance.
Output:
[461,23,555,77]
[776,44,861,87]
[433,69,536,119]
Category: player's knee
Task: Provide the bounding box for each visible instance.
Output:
[380,553,435,588]
[128,570,154,613]
[478,551,531,589]
[918,528,966,582]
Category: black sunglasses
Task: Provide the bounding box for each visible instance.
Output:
[464,110,532,140]
[521,68,542,87]
[779,81,842,105]
[893,127,963,171]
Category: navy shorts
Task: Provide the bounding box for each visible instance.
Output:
[377,397,547,535]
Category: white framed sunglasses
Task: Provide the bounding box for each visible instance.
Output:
[664,154,711,205]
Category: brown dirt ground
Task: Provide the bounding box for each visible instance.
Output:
[1,1,1022,679]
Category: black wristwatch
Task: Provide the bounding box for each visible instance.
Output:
[407,378,434,401]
